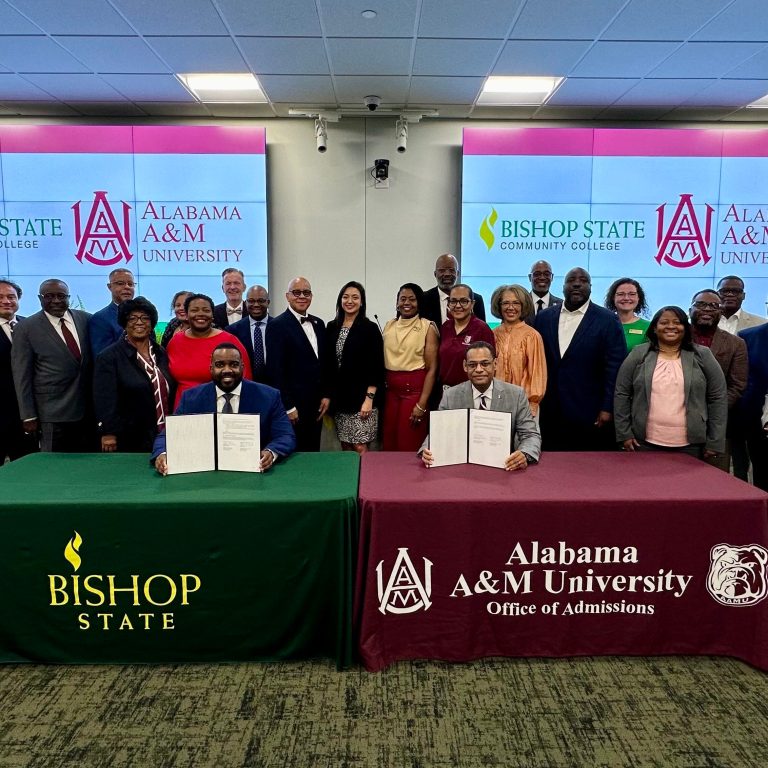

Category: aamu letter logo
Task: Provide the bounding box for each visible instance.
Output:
[73,191,133,266]
[376,548,432,614]
[707,543,768,607]
[655,194,714,268]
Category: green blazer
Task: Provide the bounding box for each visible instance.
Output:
[614,343,727,453]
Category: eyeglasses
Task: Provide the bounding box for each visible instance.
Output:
[247,298,269,305]
[111,280,135,288]
[447,298,472,308]
[718,288,743,296]
[692,301,721,310]
[289,289,312,298]
[126,314,151,325]
[40,293,69,301]
[501,300,522,309]
[530,271,552,278]
[466,359,494,369]
[615,292,638,298]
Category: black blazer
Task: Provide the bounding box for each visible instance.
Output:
[226,315,271,384]
[421,285,486,327]
[213,301,246,329]
[323,317,385,414]
[266,309,326,414]
[93,337,175,452]
[0,317,23,432]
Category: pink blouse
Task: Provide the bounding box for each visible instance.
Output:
[645,357,688,447]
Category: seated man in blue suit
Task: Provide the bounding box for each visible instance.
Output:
[421,341,541,470]
[152,342,295,475]
[89,268,135,356]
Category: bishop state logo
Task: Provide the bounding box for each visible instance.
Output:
[655,193,714,269]
[72,191,133,266]
[376,548,432,615]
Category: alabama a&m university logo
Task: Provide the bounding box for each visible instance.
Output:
[72,191,132,266]
[655,193,714,268]
[376,548,432,615]
[706,543,768,607]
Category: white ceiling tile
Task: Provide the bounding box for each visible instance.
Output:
[418,0,523,38]
[100,73,196,100]
[23,73,125,100]
[109,0,228,35]
[7,0,135,34]
[217,0,321,36]
[53,36,170,74]
[547,78,638,106]
[238,37,329,75]
[649,42,765,78]
[66,101,148,116]
[494,41,592,75]
[136,101,212,116]
[334,76,409,102]
[693,0,768,41]
[0,37,90,73]
[615,79,715,106]
[327,38,413,76]
[408,76,483,104]
[205,103,276,117]
[534,105,607,119]
[511,0,625,40]
[723,47,768,78]
[0,2,44,34]
[470,105,539,119]
[682,79,768,107]
[413,40,502,77]
[0,73,52,99]
[320,0,418,37]
[0,100,81,115]
[602,0,733,41]
[146,36,248,72]
[258,74,336,102]
[420,104,472,117]
[571,42,681,78]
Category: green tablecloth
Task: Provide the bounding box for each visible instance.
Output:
[0,452,359,667]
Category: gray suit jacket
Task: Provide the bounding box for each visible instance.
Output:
[735,310,766,332]
[428,378,541,461]
[11,309,92,422]
[614,343,727,453]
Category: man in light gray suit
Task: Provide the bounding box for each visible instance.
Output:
[717,276,766,334]
[421,341,541,470]
[11,278,94,452]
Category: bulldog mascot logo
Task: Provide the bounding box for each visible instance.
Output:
[707,544,768,607]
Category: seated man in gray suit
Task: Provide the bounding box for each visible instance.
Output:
[421,341,541,470]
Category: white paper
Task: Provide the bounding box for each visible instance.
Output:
[216,413,261,473]
[428,409,469,467]
[468,409,511,469]
[165,414,215,475]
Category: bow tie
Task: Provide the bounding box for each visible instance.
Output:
[300,316,312,324]
[226,306,240,316]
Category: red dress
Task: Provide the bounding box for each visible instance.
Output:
[167,331,252,409]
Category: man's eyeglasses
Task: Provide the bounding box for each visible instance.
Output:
[692,301,721,310]
[447,298,472,308]
[466,359,493,370]
[289,289,312,298]
[719,288,743,296]
[530,271,552,278]
[247,298,269,305]
[40,293,69,301]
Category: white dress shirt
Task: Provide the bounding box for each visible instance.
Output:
[288,306,318,357]
[0,316,15,342]
[531,292,554,312]
[225,303,243,324]
[718,311,741,335]
[440,292,450,324]
[471,382,494,409]
[44,310,81,350]
[558,300,589,357]
[216,383,242,413]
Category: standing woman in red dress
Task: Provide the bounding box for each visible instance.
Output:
[166,293,252,408]
[381,283,439,451]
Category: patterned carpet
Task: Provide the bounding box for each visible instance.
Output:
[0,656,766,768]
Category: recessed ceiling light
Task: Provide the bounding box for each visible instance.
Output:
[747,93,768,108]
[361,9,377,18]
[177,73,267,103]
[478,76,563,106]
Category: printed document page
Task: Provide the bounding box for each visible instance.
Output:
[468,409,511,469]
[217,413,261,473]
[165,414,215,475]
[428,409,468,467]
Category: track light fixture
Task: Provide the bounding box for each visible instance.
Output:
[395,117,408,153]
[315,117,327,153]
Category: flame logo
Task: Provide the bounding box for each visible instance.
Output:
[64,531,82,572]
[479,207,498,251]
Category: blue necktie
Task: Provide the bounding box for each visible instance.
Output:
[253,321,265,370]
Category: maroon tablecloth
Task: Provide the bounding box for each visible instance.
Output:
[356,453,768,672]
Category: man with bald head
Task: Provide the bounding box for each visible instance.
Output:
[421,253,486,327]
[533,267,626,451]
[266,277,327,451]
[528,260,563,316]
[227,284,271,383]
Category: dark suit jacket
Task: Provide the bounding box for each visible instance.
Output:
[89,302,121,356]
[226,315,271,383]
[533,302,627,428]
[526,293,563,326]
[93,337,175,452]
[737,324,768,427]
[421,286,486,327]
[322,317,384,413]
[11,309,92,422]
[0,318,22,432]
[151,379,295,460]
[706,328,748,410]
[266,309,326,416]
[213,301,246,329]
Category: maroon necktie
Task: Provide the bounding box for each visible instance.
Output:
[60,318,81,362]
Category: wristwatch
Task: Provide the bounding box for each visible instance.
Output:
[365,392,375,400]
[521,452,536,465]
